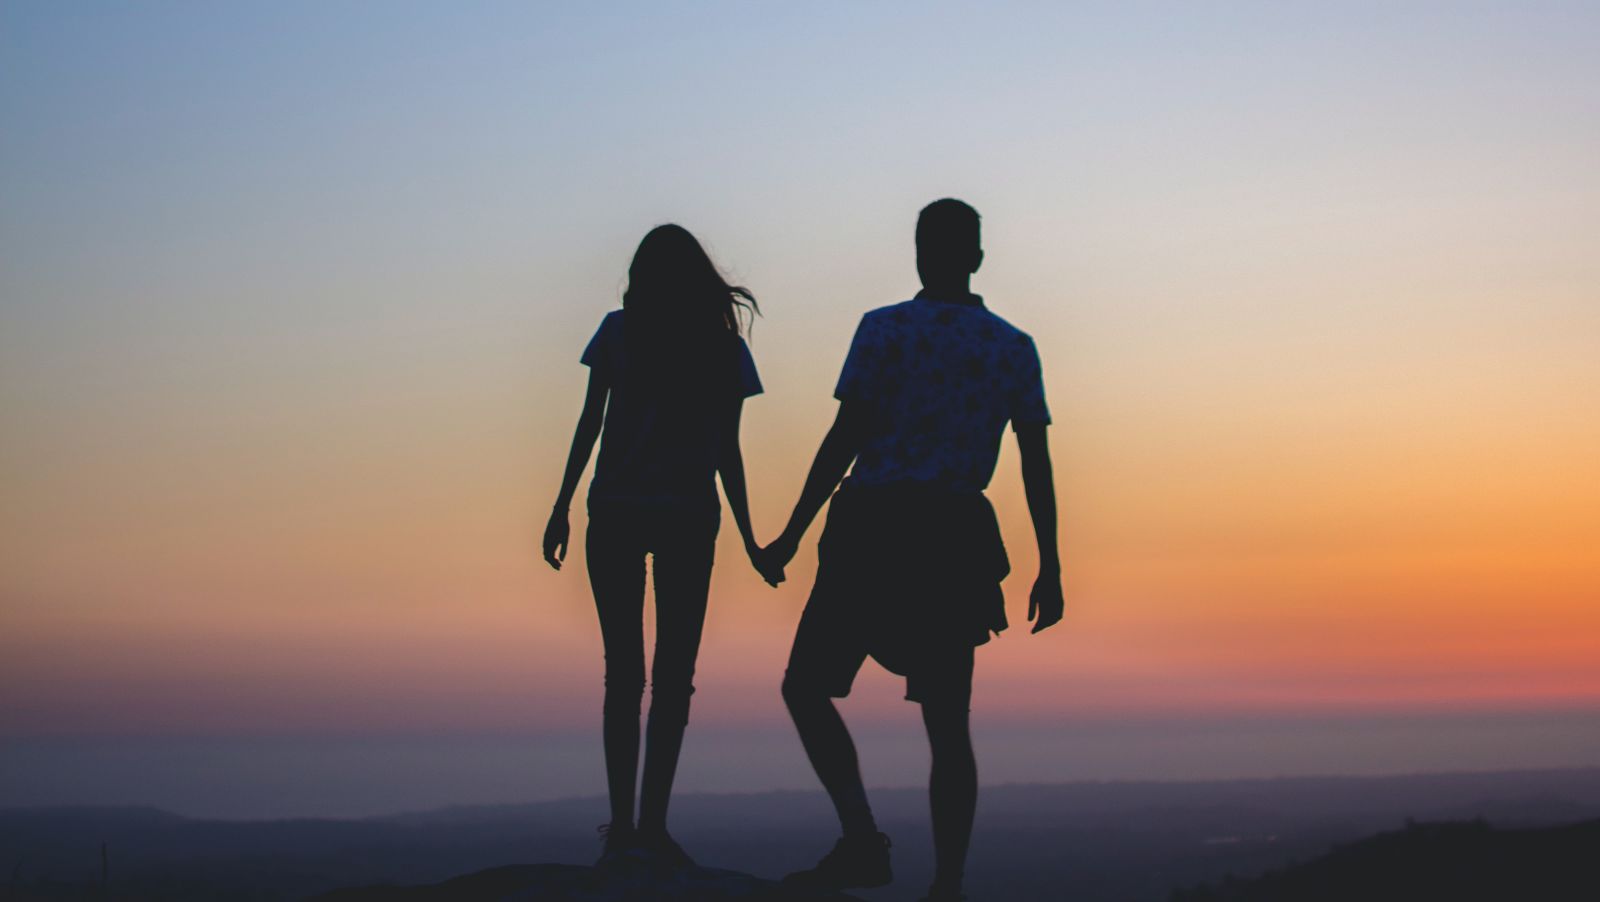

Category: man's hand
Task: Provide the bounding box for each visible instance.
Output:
[542,508,570,570]
[1028,563,1064,633]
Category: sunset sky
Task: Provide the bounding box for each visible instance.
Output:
[2,2,1598,814]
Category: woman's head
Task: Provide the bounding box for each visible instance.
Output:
[623,224,757,336]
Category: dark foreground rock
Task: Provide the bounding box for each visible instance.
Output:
[1172,818,1600,902]
[314,862,864,902]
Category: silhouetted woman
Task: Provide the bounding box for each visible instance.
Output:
[544,225,765,867]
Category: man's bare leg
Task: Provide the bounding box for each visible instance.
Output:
[782,682,878,836]
[922,699,977,897]
[781,679,893,890]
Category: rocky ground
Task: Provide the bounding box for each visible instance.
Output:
[316,856,866,902]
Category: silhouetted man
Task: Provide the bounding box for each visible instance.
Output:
[758,199,1064,902]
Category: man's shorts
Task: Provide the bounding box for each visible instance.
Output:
[781,483,1008,708]
[785,587,976,706]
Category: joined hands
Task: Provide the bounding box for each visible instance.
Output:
[748,534,795,588]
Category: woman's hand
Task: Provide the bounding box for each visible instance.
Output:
[1028,561,1064,633]
[543,507,570,570]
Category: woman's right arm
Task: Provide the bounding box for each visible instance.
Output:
[543,369,608,570]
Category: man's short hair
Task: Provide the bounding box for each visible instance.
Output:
[916,198,981,260]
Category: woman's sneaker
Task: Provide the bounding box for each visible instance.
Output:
[635,827,696,869]
[594,822,636,868]
[782,832,892,890]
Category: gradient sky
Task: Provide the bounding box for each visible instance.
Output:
[3,0,1599,765]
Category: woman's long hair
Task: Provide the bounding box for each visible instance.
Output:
[620,225,757,399]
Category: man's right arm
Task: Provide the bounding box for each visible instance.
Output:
[761,399,870,576]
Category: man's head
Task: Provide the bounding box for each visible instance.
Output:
[916,198,983,288]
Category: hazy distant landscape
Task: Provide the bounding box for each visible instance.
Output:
[7,768,1600,901]
[10,711,1600,820]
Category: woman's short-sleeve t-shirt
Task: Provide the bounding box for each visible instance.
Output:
[582,310,761,506]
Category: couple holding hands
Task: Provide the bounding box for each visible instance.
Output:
[544,199,1063,902]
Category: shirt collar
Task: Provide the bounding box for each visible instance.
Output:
[914,288,985,307]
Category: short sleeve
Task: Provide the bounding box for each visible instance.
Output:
[833,315,881,402]
[580,312,621,379]
[736,337,763,398]
[1010,335,1051,429]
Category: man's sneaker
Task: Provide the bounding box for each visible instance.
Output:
[635,827,696,869]
[594,822,635,868]
[782,832,893,890]
[918,882,967,902]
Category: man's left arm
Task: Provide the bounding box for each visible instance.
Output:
[1016,423,1063,633]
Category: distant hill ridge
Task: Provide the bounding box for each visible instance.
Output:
[7,766,1600,825]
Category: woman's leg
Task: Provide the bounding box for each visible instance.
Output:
[586,514,648,830]
[636,513,717,834]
